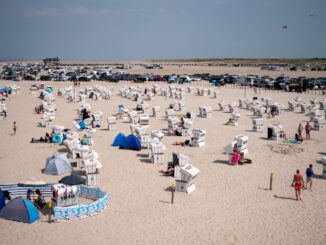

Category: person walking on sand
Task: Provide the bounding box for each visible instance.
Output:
[298,123,303,139]
[305,164,314,190]
[13,121,17,135]
[305,122,312,140]
[292,169,304,201]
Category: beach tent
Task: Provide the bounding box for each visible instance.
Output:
[112,133,125,147]
[59,175,86,185]
[119,134,141,151]
[0,197,39,224]
[0,191,5,210]
[44,152,72,175]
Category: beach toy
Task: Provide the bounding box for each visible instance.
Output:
[79,120,86,129]
[45,87,53,93]
[52,134,63,143]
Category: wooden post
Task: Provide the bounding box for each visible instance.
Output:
[48,201,52,223]
[171,184,175,204]
[270,172,274,190]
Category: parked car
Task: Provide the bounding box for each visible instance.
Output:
[288,77,308,92]
[209,75,224,86]
[153,75,163,81]
[39,75,51,81]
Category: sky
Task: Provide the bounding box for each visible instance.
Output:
[0,0,325,60]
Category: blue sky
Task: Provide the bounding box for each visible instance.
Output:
[0,0,325,60]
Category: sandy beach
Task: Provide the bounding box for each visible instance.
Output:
[0,74,326,244]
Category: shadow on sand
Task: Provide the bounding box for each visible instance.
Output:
[273,195,297,201]
[213,159,230,165]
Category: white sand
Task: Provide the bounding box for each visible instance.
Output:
[0,74,326,245]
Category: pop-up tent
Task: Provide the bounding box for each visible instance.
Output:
[119,134,141,151]
[44,152,72,175]
[0,197,40,223]
[112,133,125,147]
[0,190,5,210]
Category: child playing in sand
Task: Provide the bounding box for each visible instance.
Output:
[13,121,17,135]
[305,164,314,190]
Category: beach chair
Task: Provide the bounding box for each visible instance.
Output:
[172,152,190,178]
[191,128,206,147]
[313,117,326,131]
[267,123,283,140]
[149,140,166,164]
[218,101,226,111]
[175,164,199,194]
[127,111,138,124]
[151,130,164,141]
[229,112,240,126]
[107,116,117,131]
[139,114,149,125]
[321,156,326,178]
[152,106,161,118]
[252,118,263,132]
[228,102,237,113]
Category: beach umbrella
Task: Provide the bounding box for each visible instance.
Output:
[59,175,86,185]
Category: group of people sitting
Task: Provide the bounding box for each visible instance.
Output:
[27,189,47,210]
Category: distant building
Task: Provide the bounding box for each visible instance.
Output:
[43,57,60,65]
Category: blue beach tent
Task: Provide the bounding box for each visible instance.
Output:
[0,190,5,210]
[112,133,125,147]
[0,197,40,224]
[119,134,141,151]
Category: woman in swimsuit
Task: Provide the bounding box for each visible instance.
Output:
[292,169,304,201]
[298,123,303,138]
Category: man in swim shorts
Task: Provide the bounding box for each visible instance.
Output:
[291,169,304,201]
